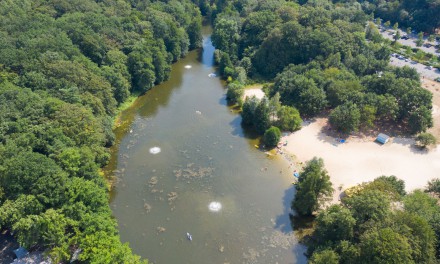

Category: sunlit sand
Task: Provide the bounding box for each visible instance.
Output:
[283,118,440,197]
[243,87,265,100]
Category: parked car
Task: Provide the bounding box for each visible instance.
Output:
[401,35,409,40]
[428,66,433,70]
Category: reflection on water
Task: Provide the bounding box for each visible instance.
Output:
[105,29,307,264]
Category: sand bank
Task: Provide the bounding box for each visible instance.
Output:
[243,86,265,100]
[282,118,440,195]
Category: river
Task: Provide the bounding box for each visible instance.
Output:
[105,26,307,264]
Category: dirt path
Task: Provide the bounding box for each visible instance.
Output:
[422,79,440,139]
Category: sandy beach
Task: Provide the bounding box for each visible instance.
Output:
[243,86,265,100]
[281,118,440,196]
[243,81,440,196]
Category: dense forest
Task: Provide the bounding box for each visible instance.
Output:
[1,0,439,262]
[0,0,202,262]
[205,0,440,262]
[206,0,433,140]
[292,158,440,264]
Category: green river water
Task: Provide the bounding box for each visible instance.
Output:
[105,27,306,264]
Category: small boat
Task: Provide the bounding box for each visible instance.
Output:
[186,232,192,241]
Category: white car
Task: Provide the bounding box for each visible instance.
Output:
[428,66,433,70]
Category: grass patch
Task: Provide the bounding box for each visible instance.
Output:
[113,91,142,128]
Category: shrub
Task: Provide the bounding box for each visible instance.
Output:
[263,126,281,147]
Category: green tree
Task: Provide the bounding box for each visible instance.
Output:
[336,241,361,264]
[12,209,74,260]
[426,178,440,194]
[393,31,401,42]
[241,96,259,126]
[366,22,382,43]
[212,17,240,59]
[360,105,376,128]
[297,85,327,116]
[393,211,437,263]
[315,205,356,244]
[78,231,147,264]
[326,80,364,107]
[276,105,302,132]
[128,47,156,93]
[253,97,271,134]
[263,126,281,147]
[372,175,406,196]
[415,133,436,148]
[0,151,67,203]
[393,22,399,31]
[344,190,390,225]
[233,66,247,84]
[384,21,391,28]
[329,103,361,133]
[404,189,440,257]
[269,92,282,121]
[408,106,433,134]
[0,195,44,230]
[226,82,244,105]
[359,228,413,264]
[272,71,326,116]
[293,157,333,216]
[310,249,339,264]
[218,51,234,78]
[187,17,203,49]
[376,18,382,26]
[416,32,424,47]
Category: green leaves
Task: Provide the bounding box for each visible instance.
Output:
[276,105,302,132]
[344,190,391,225]
[0,0,202,262]
[359,227,413,264]
[329,103,361,133]
[263,126,281,147]
[272,70,327,117]
[315,205,356,244]
[293,157,334,216]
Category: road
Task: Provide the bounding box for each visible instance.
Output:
[390,56,440,80]
[380,29,439,55]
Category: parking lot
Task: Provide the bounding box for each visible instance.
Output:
[379,27,439,55]
[390,54,440,80]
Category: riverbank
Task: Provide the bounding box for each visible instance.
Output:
[113,92,142,129]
